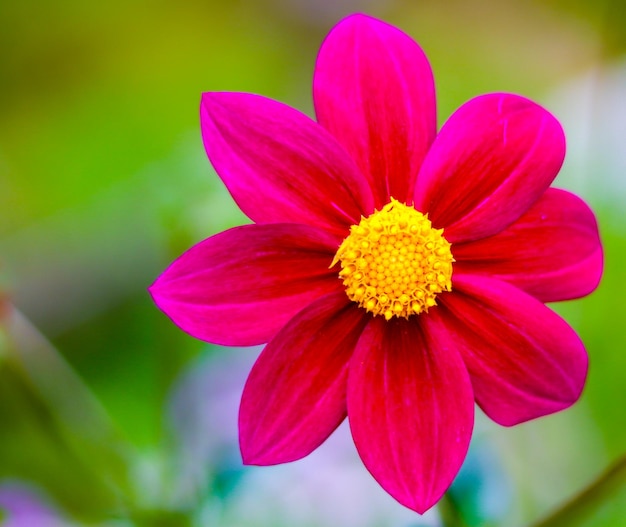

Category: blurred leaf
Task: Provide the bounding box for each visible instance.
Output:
[0,303,134,520]
[129,509,193,527]
[53,294,201,449]
[448,438,510,527]
[438,493,471,527]
[529,455,626,527]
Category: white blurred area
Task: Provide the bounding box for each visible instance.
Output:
[550,58,626,211]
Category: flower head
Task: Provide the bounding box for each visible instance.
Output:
[150,14,603,513]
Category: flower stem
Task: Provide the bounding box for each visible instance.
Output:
[528,454,626,527]
[438,492,470,527]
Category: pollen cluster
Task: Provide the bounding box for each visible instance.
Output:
[332,198,453,320]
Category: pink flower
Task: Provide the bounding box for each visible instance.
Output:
[150,14,603,514]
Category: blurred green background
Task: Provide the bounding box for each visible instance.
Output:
[1,0,625,525]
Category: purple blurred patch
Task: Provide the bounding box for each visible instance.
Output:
[0,482,69,527]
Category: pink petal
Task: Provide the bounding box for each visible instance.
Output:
[313,14,436,207]
[438,274,588,426]
[414,93,565,242]
[201,92,374,236]
[453,188,603,302]
[149,223,342,346]
[348,317,474,514]
[239,292,367,465]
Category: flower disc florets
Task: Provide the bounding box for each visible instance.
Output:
[333,198,453,320]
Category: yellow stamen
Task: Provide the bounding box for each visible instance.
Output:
[332,198,454,319]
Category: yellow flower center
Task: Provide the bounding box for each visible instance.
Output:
[332,198,454,320]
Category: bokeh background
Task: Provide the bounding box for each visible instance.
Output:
[1,0,625,525]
